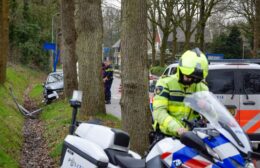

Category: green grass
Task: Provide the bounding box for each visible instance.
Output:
[41,99,121,166]
[0,64,46,168]
[1,64,121,167]
[29,84,44,100]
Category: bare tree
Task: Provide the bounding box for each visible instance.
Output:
[170,1,185,60]
[179,0,199,50]
[196,0,225,51]
[155,0,174,66]
[75,0,106,117]
[0,0,8,84]
[148,0,184,65]
[61,0,78,98]
[147,0,157,66]
[256,0,260,57]
[103,6,121,55]
[229,0,255,56]
[121,0,151,155]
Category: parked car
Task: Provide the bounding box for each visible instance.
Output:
[161,63,178,77]
[206,62,260,151]
[43,70,64,104]
[149,63,178,92]
[149,73,159,92]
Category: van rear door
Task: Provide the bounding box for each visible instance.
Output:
[239,69,260,135]
[206,69,240,121]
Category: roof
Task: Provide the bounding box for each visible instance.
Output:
[209,63,260,70]
[157,26,213,43]
[209,59,260,64]
[112,39,120,48]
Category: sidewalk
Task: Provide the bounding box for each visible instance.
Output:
[113,69,121,78]
[105,75,121,119]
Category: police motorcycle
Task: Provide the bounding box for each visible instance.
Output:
[60,90,260,168]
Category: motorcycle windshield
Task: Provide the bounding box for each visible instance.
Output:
[184,91,252,154]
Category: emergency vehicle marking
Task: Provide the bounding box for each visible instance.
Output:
[247,121,260,133]
[242,113,260,131]
[216,95,224,99]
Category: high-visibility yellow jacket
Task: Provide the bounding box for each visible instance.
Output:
[152,74,208,136]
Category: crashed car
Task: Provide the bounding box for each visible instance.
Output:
[43,70,64,104]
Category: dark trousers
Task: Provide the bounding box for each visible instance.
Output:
[105,79,113,101]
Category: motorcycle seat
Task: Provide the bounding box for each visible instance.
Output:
[115,155,145,168]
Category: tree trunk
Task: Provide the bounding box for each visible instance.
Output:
[198,0,205,51]
[254,0,260,58]
[121,0,151,155]
[184,31,191,50]
[61,0,78,98]
[184,16,192,50]
[199,22,206,51]
[172,27,177,61]
[151,23,156,66]
[76,0,105,117]
[159,32,169,66]
[0,0,8,84]
[152,44,156,66]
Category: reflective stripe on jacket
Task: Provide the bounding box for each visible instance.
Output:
[104,65,113,81]
[152,74,208,136]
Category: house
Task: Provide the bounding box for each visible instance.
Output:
[112,39,121,68]
[111,24,213,66]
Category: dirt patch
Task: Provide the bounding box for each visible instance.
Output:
[19,85,55,168]
[20,118,55,168]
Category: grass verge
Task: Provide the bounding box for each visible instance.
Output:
[41,99,121,166]
[0,64,120,167]
[0,64,45,168]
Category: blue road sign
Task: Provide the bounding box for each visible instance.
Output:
[43,42,60,72]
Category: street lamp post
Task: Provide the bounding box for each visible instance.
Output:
[52,12,60,44]
[51,12,60,71]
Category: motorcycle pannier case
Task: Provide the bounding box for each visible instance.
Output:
[60,135,109,168]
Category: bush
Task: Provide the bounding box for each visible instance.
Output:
[150,66,166,76]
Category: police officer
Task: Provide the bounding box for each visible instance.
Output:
[103,60,114,104]
[152,48,209,136]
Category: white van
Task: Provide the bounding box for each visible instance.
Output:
[152,62,260,150]
[206,63,260,150]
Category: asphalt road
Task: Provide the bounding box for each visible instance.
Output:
[105,76,122,119]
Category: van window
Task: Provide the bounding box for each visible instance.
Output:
[206,70,235,94]
[242,70,260,94]
[170,67,177,75]
[163,68,169,76]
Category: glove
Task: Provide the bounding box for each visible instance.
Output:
[177,127,188,136]
[168,120,187,136]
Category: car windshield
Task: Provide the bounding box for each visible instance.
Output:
[47,72,63,84]
[184,91,252,154]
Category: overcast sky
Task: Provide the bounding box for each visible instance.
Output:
[103,0,121,9]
